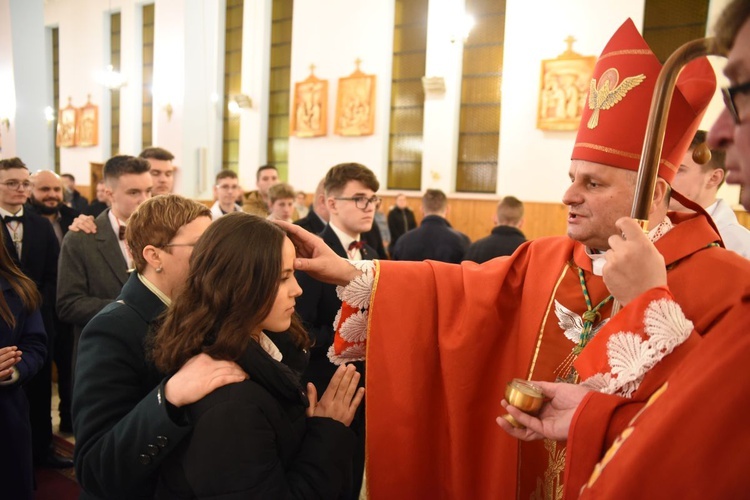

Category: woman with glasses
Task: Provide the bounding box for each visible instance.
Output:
[151,213,365,499]
[73,195,247,499]
[0,229,46,500]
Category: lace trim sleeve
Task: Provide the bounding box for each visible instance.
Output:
[327,260,376,365]
[580,299,693,398]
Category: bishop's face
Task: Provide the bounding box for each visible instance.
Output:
[561,160,636,251]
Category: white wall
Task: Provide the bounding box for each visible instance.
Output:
[2,0,53,167]
[497,0,645,203]
[0,0,18,158]
[287,0,395,192]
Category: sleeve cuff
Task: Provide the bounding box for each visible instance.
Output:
[0,367,20,386]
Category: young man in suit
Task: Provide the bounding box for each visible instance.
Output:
[0,158,67,467]
[27,170,79,434]
[391,188,470,263]
[57,156,152,373]
[465,195,527,263]
[294,162,380,499]
[139,146,176,196]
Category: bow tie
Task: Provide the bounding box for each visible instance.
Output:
[118,226,126,240]
[348,240,364,251]
[4,215,23,224]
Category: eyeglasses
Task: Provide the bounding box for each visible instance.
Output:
[722,80,750,124]
[1,180,32,191]
[334,196,381,210]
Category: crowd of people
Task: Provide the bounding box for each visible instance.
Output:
[1,2,750,498]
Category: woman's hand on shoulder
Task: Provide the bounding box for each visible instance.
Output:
[307,364,365,427]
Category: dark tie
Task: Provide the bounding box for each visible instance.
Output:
[348,240,364,251]
[4,215,23,224]
[118,226,126,240]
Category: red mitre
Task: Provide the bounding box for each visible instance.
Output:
[571,18,716,183]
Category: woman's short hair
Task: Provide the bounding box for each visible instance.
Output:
[151,213,309,373]
[126,194,212,273]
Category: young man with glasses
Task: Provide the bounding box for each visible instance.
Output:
[210,169,243,220]
[0,158,69,468]
[294,162,380,500]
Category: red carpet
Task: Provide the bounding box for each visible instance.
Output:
[34,436,80,499]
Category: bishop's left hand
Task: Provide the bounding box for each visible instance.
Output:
[496,381,590,442]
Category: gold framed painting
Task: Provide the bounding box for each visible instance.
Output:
[290,67,328,137]
[537,39,596,131]
[335,61,376,136]
[56,98,78,147]
[76,96,99,147]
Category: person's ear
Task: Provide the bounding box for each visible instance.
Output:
[706,168,724,189]
[142,245,162,272]
[326,196,337,214]
[651,179,669,213]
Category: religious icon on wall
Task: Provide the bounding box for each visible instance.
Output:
[537,36,596,131]
[76,95,99,147]
[56,97,78,147]
[335,59,376,136]
[290,65,328,137]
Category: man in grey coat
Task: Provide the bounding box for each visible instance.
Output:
[57,156,152,369]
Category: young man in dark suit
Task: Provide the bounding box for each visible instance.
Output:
[27,170,80,434]
[294,162,380,499]
[391,188,471,263]
[0,158,67,468]
[57,156,152,373]
[465,195,527,263]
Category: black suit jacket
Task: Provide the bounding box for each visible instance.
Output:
[465,226,527,263]
[387,206,417,248]
[2,210,60,342]
[73,273,191,500]
[391,215,471,264]
[294,210,326,235]
[295,224,375,395]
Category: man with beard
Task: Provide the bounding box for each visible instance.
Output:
[27,170,79,434]
[0,159,71,468]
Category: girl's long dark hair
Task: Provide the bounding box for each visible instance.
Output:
[0,229,40,327]
[151,213,309,373]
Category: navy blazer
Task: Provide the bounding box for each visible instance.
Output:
[465,225,527,264]
[0,277,46,500]
[294,210,326,235]
[391,214,471,264]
